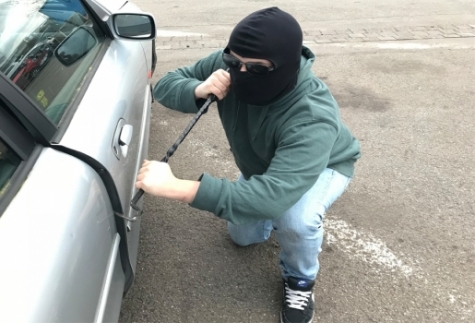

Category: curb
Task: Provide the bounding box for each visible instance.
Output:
[154,24,475,50]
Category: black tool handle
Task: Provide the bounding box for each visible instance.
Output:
[130,94,217,211]
[161,94,216,162]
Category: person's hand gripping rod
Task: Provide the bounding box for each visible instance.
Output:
[129,93,218,214]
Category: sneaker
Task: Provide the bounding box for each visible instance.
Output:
[281,277,315,323]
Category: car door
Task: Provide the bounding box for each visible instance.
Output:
[57,0,153,271]
[0,85,125,322]
[0,0,154,321]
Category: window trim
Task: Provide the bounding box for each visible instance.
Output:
[80,0,115,39]
[0,105,35,160]
[0,102,42,216]
[0,74,57,145]
[0,146,42,216]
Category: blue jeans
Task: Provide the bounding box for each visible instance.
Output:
[227,168,351,281]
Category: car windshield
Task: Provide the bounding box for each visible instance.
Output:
[0,0,103,125]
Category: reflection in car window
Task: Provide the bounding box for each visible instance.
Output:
[0,0,104,125]
[0,138,21,198]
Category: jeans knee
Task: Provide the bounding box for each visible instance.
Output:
[228,229,251,247]
[275,213,323,242]
[227,222,269,247]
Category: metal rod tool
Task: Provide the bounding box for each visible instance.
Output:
[129,94,218,213]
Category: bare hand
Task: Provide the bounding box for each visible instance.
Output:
[135,160,200,203]
[135,160,178,198]
[194,69,231,100]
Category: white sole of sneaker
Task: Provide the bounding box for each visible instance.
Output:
[280,311,315,323]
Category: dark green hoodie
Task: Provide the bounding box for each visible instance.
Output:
[153,46,361,225]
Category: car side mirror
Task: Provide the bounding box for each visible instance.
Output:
[112,13,156,40]
[55,27,98,67]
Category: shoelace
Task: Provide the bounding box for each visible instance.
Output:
[284,285,312,310]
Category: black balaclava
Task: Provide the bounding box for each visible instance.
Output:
[227,7,303,106]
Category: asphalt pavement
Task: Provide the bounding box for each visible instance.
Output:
[119,1,475,322]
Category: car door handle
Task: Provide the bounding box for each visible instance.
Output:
[112,120,133,159]
[119,124,133,158]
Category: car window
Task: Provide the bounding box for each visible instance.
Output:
[0,137,21,198]
[0,0,105,125]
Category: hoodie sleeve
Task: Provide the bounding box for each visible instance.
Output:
[190,120,339,225]
[152,50,223,113]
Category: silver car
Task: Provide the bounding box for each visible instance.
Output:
[0,0,156,321]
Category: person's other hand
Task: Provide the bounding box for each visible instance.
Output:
[194,69,231,100]
[135,160,178,198]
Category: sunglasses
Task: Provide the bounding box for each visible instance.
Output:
[222,49,274,76]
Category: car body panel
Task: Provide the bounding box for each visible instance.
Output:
[95,233,124,323]
[86,0,127,18]
[0,148,124,322]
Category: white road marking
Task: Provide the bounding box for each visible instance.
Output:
[325,218,418,277]
[319,39,474,50]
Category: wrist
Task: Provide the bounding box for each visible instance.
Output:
[172,179,200,203]
[194,84,205,100]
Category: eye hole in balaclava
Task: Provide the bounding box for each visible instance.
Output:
[226,7,303,106]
